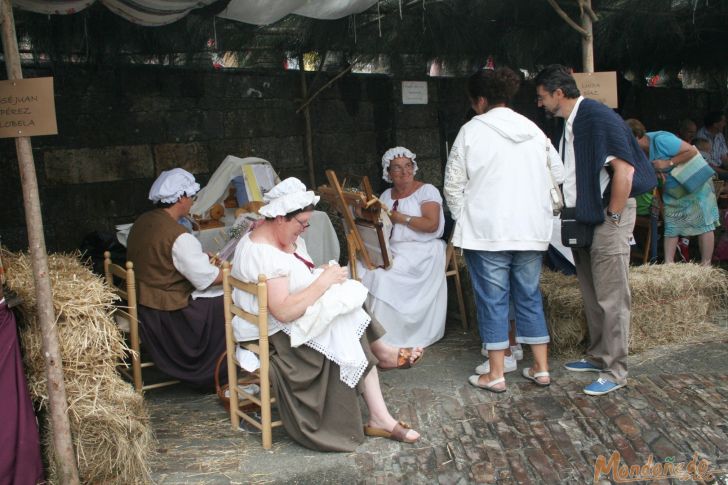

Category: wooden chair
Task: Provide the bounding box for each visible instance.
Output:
[630,188,662,265]
[103,251,180,393]
[445,235,468,329]
[222,263,282,449]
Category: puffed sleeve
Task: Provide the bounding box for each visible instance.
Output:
[171,233,219,290]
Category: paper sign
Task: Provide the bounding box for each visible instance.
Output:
[402,81,428,105]
[572,72,618,108]
[0,77,58,138]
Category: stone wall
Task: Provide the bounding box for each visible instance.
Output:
[0,65,445,251]
[0,64,723,252]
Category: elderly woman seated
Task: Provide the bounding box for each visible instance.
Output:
[357,147,447,348]
[230,178,423,451]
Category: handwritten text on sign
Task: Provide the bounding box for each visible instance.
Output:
[402,81,428,105]
[0,77,58,138]
[572,72,618,109]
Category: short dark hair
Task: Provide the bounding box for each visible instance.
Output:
[534,64,580,99]
[625,118,646,139]
[703,111,725,128]
[467,67,521,105]
[154,199,179,209]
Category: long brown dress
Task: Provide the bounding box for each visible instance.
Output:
[231,233,386,452]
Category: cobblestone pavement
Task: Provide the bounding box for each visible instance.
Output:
[146,327,728,484]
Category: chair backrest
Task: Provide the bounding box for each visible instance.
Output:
[103,251,143,392]
[444,233,468,330]
[103,252,179,393]
[222,262,282,449]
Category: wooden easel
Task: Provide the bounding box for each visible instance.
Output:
[318,170,391,280]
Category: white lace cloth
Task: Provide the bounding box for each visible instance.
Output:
[231,233,372,388]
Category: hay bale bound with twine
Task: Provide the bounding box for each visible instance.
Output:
[3,249,153,484]
[541,264,728,355]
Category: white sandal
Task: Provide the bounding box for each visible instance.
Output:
[468,375,506,393]
[522,367,551,387]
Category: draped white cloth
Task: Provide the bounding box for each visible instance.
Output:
[14,0,378,26]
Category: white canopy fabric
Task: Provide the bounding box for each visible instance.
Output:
[13,0,378,26]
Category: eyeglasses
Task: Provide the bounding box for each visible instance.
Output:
[389,162,414,173]
[293,216,310,229]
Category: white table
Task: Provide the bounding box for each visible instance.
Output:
[117,210,340,267]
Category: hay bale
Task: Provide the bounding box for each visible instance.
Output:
[541,264,728,355]
[540,270,588,355]
[2,249,153,484]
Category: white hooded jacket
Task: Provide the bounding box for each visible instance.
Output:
[444,107,565,251]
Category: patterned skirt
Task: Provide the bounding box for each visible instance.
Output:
[662,180,720,237]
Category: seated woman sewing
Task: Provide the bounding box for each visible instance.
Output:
[357,147,447,348]
[126,168,226,388]
[230,177,422,451]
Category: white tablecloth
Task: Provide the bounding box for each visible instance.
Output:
[117,210,340,267]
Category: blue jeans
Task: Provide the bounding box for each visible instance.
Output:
[464,250,550,350]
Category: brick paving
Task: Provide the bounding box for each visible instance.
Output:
[146,328,728,484]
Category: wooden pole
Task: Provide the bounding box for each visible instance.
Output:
[580,0,594,73]
[298,55,316,189]
[0,1,80,483]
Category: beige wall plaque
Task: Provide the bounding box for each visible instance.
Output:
[402,81,428,105]
[572,71,618,109]
[0,77,58,138]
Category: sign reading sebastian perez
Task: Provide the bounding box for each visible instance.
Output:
[0,77,58,138]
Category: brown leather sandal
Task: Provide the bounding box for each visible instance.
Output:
[364,421,419,443]
[378,347,424,372]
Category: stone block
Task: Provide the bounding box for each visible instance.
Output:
[311,100,375,133]
[416,157,444,187]
[224,108,302,138]
[43,145,154,185]
[167,110,224,141]
[247,135,305,169]
[395,104,438,129]
[395,128,440,158]
[153,143,209,175]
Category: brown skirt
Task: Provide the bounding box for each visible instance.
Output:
[137,295,227,389]
[269,319,386,452]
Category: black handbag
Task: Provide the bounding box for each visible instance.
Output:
[560,207,594,248]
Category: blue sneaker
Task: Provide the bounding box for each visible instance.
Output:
[564,359,602,372]
[584,377,626,396]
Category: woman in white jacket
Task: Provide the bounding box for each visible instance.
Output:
[444,67,564,393]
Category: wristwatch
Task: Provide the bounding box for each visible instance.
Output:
[607,209,621,223]
[404,215,413,226]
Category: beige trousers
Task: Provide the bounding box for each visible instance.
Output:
[572,199,636,385]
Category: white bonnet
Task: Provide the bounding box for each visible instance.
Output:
[148,168,200,204]
[258,177,320,218]
[381,146,418,183]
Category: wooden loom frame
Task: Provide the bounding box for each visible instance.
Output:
[318,169,391,280]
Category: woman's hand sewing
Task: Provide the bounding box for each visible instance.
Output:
[317,263,348,289]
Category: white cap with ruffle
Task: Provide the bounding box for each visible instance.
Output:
[258,177,320,218]
[148,168,200,204]
[381,146,418,183]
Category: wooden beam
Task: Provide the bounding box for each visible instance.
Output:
[0,0,80,482]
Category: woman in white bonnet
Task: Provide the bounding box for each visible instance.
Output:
[126,168,227,388]
[357,147,447,348]
[231,177,422,451]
